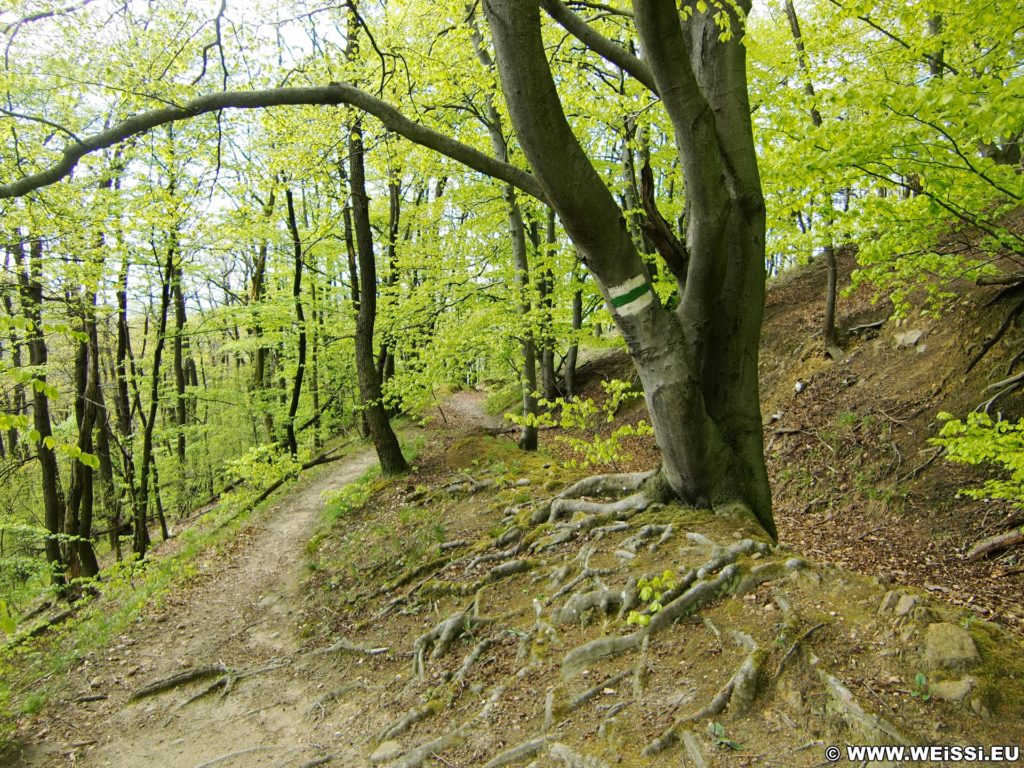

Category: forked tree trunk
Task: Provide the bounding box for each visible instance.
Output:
[64,296,101,579]
[484,0,775,537]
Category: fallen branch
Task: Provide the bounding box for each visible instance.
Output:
[965,527,1024,561]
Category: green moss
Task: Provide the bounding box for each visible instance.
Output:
[968,620,1024,716]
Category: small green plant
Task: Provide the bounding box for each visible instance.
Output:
[0,600,18,636]
[18,691,46,716]
[506,379,653,470]
[626,569,677,627]
[324,476,376,520]
[709,721,743,750]
[932,411,1024,510]
[911,671,933,701]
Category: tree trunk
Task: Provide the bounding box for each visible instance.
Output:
[564,268,583,400]
[784,0,838,352]
[172,256,188,463]
[283,187,307,457]
[1,251,23,457]
[250,191,275,442]
[135,248,175,556]
[468,8,538,450]
[484,0,775,537]
[348,122,409,474]
[537,208,558,401]
[64,295,101,579]
[14,239,67,583]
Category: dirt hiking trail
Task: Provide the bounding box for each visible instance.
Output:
[11,448,380,768]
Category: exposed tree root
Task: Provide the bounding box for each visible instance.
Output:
[394,666,538,767]
[680,729,710,768]
[380,699,443,741]
[468,541,522,570]
[775,623,826,678]
[412,601,495,680]
[391,723,469,768]
[193,745,305,768]
[533,494,651,553]
[315,637,390,656]
[562,562,743,675]
[481,736,550,768]
[552,587,625,625]
[421,559,535,598]
[549,741,611,768]
[966,527,1024,560]
[129,664,228,701]
[643,633,763,756]
[547,491,650,525]
[454,630,515,687]
[810,653,907,745]
[387,553,457,592]
[555,471,657,501]
[633,635,650,696]
[620,523,674,553]
[175,661,286,708]
[568,669,629,712]
[548,546,613,602]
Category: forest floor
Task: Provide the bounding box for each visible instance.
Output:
[6,446,380,768]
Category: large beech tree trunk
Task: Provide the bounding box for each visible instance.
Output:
[484,0,775,537]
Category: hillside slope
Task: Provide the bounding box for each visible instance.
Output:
[762,249,1024,633]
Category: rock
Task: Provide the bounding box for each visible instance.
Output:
[895,329,924,347]
[370,740,405,763]
[894,594,918,618]
[971,697,991,719]
[878,590,900,614]
[930,677,975,702]
[515,478,531,487]
[924,623,979,672]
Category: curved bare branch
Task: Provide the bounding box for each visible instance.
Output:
[0,83,547,202]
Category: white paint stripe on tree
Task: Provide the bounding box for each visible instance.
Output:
[608,275,653,316]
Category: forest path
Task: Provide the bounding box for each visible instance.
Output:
[14,446,381,768]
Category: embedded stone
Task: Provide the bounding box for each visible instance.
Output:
[930,677,975,702]
[878,590,900,614]
[924,623,979,671]
[895,329,923,347]
[370,740,405,763]
[894,594,918,617]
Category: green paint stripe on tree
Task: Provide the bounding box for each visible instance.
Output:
[610,281,651,308]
